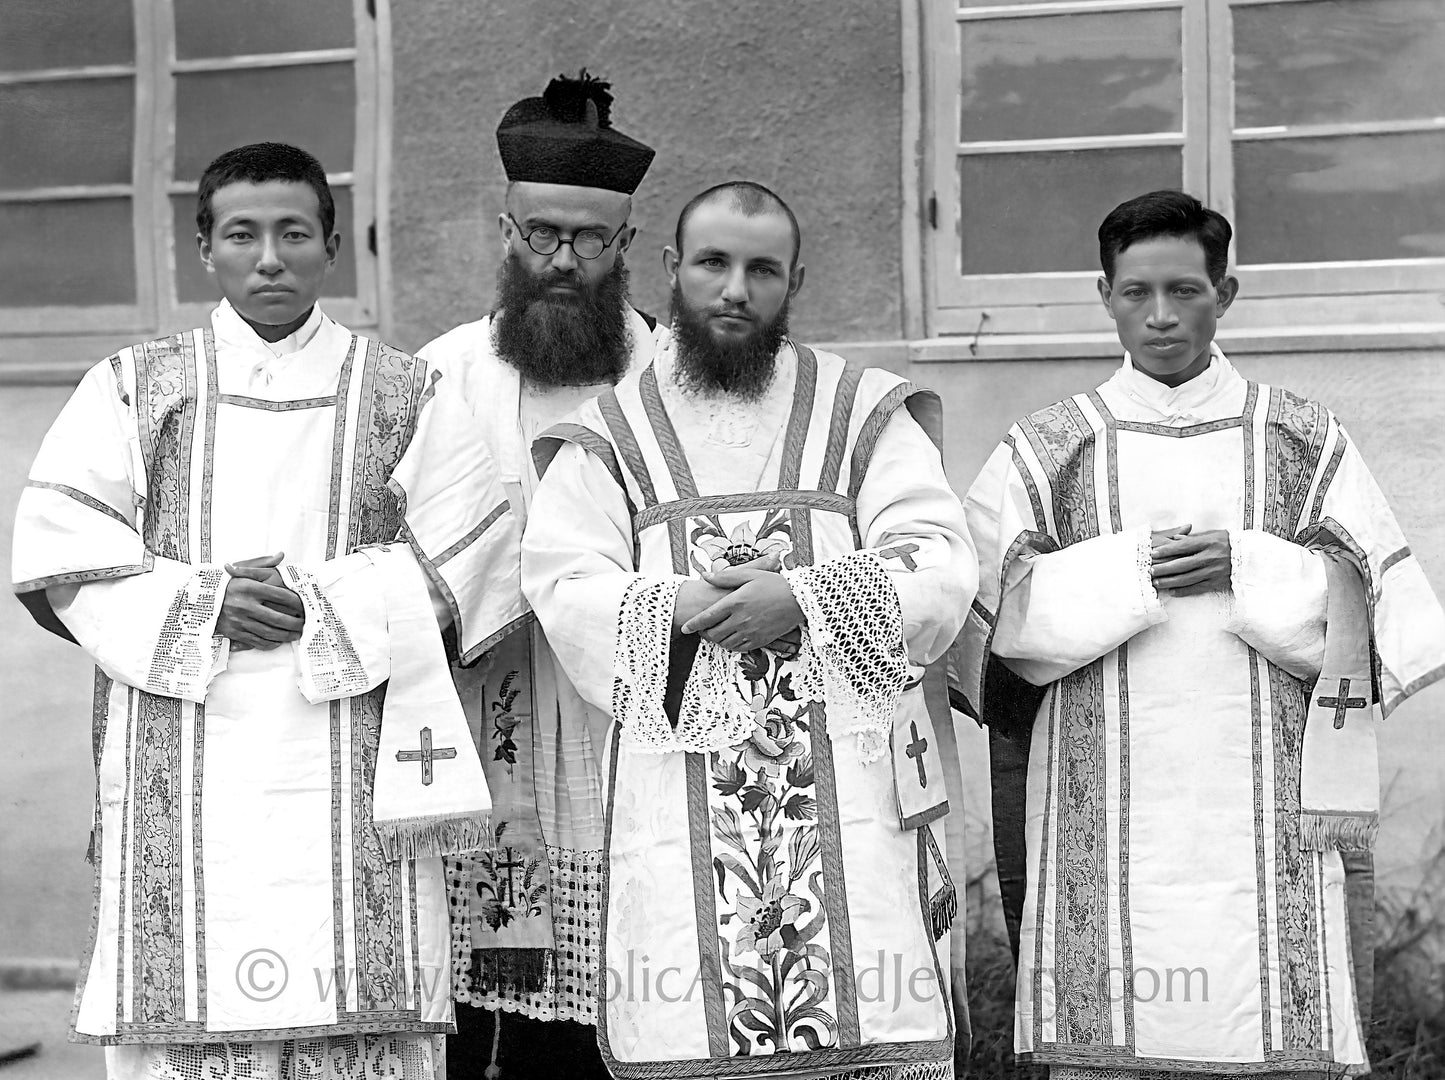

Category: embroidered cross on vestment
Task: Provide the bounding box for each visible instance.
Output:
[395,726,458,785]
[494,846,525,907]
[880,543,921,571]
[1317,678,1368,730]
[906,721,929,787]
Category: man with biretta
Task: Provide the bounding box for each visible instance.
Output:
[418,71,657,1080]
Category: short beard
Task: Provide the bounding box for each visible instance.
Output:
[492,254,633,387]
[669,282,790,400]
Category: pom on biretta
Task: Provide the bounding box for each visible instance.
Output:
[496,70,655,194]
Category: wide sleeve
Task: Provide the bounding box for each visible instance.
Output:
[1224,529,1328,681]
[779,402,976,765]
[1305,423,1445,715]
[992,525,1166,685]
[852,405,978,666]
[953,432,1166,700]
[386,370,525,665]
[14,356,230,703]
[522,439,680,713]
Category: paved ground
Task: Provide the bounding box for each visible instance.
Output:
[0,990,101,1080]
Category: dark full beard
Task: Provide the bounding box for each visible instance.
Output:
[669,281,790,400]
[492,255,633,387]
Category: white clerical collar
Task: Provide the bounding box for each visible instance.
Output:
[1116,342,1237,424]
[212,298,325,357]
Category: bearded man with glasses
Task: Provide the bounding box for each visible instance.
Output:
[415,71,658,1080]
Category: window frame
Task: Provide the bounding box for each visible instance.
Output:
[918,0,1445,353]
[0,0,388,369]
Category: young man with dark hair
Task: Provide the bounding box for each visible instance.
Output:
[521,181,977,1078]
[13,141,523,1080]
[955,189,1445,1078]
[414,72,658,1080]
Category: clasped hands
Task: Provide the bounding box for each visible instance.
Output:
[1150,524,1232,595]
[673,552,805,655]
[216,552,306,651]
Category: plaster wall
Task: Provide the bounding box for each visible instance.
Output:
[387,0,905,352]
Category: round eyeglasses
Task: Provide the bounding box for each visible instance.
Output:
[508,215,628,261]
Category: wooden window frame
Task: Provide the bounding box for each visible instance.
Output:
[915,0,1445,357]
[0,0,391,377]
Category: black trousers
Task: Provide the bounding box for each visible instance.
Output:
[447,1006,612,1079]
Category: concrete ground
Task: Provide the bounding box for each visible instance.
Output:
[0,990,102,1080]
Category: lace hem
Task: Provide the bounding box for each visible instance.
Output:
[783,550,907,764]
[451,845,603,1024]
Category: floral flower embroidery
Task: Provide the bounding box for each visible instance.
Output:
[734,878,810,960]
[696,521,791,572]
[737,709,806,777]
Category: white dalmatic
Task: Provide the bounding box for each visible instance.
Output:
[13,300,524,1066]
[955,347,1445,1077]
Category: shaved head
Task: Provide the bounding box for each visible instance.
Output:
[674,181,800,269]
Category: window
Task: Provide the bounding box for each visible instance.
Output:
[921,0,1445,352]
[0,0,385,366]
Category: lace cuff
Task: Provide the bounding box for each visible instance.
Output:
[1133,525,1165,620]
[783,551,907,764]
[613,577,687,752]
[283,562,372,702]
[145,566,229,702]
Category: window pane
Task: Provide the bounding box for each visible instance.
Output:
[174,0,354,60]
[0,0,134,71]
[961,11,1181,141]
[0,79,133,189]
[1234,0,1445,128]
[174,64,355,180]
[959,148,1182,275]
[0,199,134,306]
[1234,133,1445,264]
[174,188,358,304]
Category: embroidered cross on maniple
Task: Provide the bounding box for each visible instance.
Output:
[395,726,458,785]
[879,542,921,571]
[493,846,525,908]
[1317,678,1368,730]
[906,721,929,787]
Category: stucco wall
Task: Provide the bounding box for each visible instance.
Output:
[387,0,904,352]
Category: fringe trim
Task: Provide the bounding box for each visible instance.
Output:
[470,948,552,996]
[1298,811,1379,853]
[373,812,494,862]
[929,883,958,942]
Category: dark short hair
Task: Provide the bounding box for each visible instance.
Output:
[1098,190,1232,284]
[674,181,801,269]
[196,142,335,241]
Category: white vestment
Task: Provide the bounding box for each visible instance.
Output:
[522,339,979,1078]
[12,302,525,1069]
[954,349,1445,1077]
[417,307,656,1023]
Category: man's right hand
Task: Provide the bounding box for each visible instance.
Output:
[217,552,305,650]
